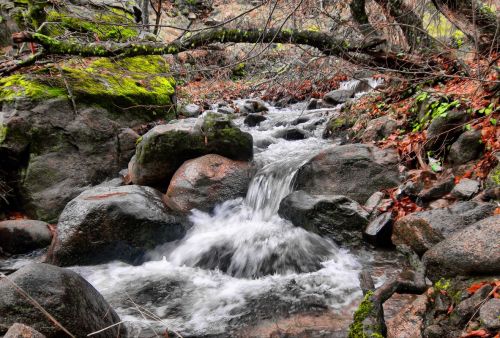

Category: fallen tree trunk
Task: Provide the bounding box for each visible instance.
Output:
[12,28,385,59]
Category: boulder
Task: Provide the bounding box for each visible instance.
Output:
[360,116,398,142]
[48,185,186,266]
[448,130,483,165]
[423,215,500,280]
[451,284,493,326]
[294,144,401,204]
[363,191,385,215]
[4,323,46,338]
[0,57,174,222]
[217,106,235,115]
[480,298,500,331]
[0,220,52,254]
[306,98,318,110]
[451,178,480,199]
[276,128,307,140]
[244,114,267,127]
[322,115,356,141]
[392,201,496,255]
[278,191,369,245]
[425,110,469,150]
[238,99,268,114]
[417,173,455,202]
[164,154,252,212]
[180,103,201,117]
[323,89,354,105]
[363,212,394,247]
[386,294,428,338]
[129,113,253,186]
[0,263,125,337]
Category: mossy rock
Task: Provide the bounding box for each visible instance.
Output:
[129,115,253,186]
[0,55,176,120]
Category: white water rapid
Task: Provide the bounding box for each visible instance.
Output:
[72,79,382,337]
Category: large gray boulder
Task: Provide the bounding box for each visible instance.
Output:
[447,130,483,165]
[48,185,186,266]
[392,201,496,255]
[0,99,154,222]
[294,144,401,204]
[164,154,252,213]
[0,263,125,337]
[278,191,369,245]
[323,89,354,105]
[425,110,469,151]
[0,220,52,254]
[129,113,253,186]
[423,215,500,280]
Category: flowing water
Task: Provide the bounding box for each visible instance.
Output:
[7,79,386,337]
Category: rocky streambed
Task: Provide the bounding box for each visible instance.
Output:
[1,79,499,338]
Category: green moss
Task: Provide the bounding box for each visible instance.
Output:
[0,56,176,118]
[434,278,451,292]
[46,9,138,41]
[489,167,500,186]
[0,74,66,101]
[0,124,8,144]
[348,291,383,338]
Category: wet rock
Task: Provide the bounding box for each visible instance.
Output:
[418,173,455,202]
[480,298,500,330]
[451,284,493,326]
[392,201,496,255]
[0,220,52,255]
[244,113,267,127]
[48,185,186,266]
[180,103,201,117]
[0,263,125,337]
[278,191,369,245]
[217,106,235,115]
[306,98,318,110]
[165,154,252,213]
[238,99,268,114]
[386,294,428,338]
[426,110,469,151]
[451,178,480,199]
[291,116,310,125]
[364,191,385,215]
[323,89,354,105]
[295,144,401,204]
[4,323,46,338]
[423,215,500,280]
[360,116,398,142]
[448,130,483,165]
[278,128,307,141]
[322,115,356,141]
[363,212,394,247]
[129,113,253,186]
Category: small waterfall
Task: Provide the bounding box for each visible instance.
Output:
[75,80,382,336]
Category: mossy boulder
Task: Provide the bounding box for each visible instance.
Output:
[129,113,253,186]
[0,55,176,118]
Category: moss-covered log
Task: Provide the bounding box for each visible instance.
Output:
[12,28,386,60]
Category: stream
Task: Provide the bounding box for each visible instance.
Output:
[3,79,405,337]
